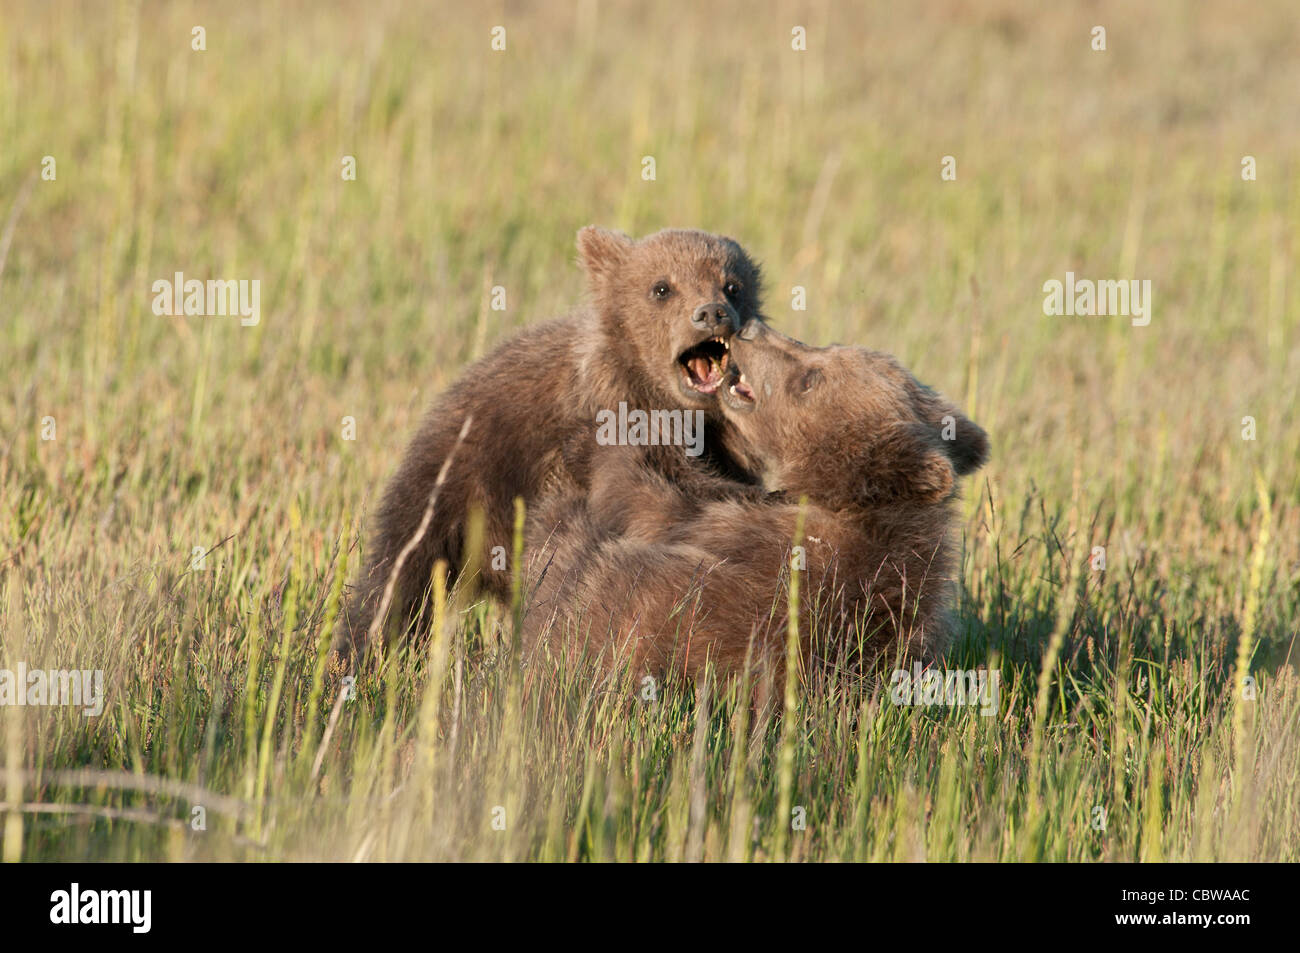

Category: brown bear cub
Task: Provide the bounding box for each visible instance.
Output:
[522,323,989,687]
[337,227,768,660]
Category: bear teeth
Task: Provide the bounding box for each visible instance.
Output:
[678,336,732,392]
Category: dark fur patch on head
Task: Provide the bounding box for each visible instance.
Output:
[578,227,764,316]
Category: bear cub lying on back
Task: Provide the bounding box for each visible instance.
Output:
[337,227,768,659]
[522,323,989,685]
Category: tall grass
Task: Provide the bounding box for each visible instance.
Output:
[1,0,1298,861]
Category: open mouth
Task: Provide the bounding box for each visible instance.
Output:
[677,337,730,395]
[728,373,755,403]
[724,367,755,405]
[718,357,755,409]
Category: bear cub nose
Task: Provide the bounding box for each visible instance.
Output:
[691,301,740,333]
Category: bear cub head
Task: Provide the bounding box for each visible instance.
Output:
[719,323,989,508]
[577,226,766,411]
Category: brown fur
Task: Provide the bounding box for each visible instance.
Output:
[522,323,990,689]
[336,227,768,659]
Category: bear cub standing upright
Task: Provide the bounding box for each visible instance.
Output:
[337,227,768,659]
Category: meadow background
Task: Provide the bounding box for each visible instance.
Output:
[1,0,1297,861]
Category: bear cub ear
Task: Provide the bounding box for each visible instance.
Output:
[934,408,989,476]
[576,226,633,284]
[904,374,990,476]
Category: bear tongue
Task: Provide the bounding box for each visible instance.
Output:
[688,355,719,386]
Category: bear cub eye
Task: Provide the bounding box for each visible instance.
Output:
[799,368,823,393]
[652,280,673,299]
[723,281,740,299]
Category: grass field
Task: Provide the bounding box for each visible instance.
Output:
[1,0,1298,861]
